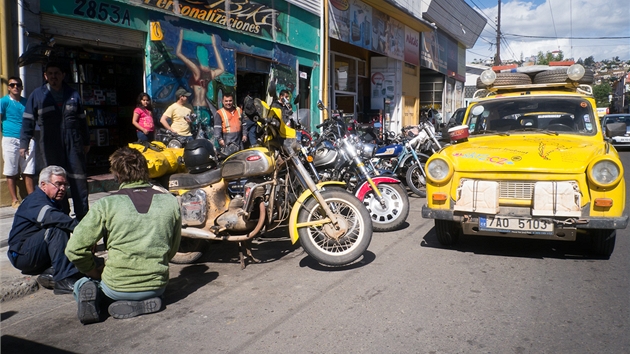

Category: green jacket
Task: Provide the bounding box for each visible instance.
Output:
[66,182,181,292]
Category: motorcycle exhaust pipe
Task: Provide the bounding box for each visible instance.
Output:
[181,202,266,242]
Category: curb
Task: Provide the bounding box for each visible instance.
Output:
[0,275,39,303]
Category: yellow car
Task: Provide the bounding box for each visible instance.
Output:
[422,64,627,257]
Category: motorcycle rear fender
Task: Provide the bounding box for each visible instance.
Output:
[288,181,346,244]
[355,176,401,200]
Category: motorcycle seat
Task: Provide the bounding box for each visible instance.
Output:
[169,168,222,190]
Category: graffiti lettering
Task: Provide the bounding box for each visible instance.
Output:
[143,0,277,36]
[453,152,515,165]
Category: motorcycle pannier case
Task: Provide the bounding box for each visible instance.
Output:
[221,147,275,180]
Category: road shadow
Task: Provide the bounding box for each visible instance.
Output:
[299,250,376,271]
[1,335,75,354]
[1,311,17,322]
[164,264,218,305]
[194,228,301,267]
[420,226,607,260]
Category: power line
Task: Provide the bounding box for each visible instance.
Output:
[503,33,630,40]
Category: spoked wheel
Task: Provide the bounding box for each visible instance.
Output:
[297,189,373,266]
[406,162,427,197]
[362,183,410,232]
[170,237,206,264]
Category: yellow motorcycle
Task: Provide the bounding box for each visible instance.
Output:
[167,100,372,268]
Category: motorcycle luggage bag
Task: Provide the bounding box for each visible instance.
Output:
[129,141,184,178]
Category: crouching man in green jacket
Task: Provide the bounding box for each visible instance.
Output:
[65,147,181,324]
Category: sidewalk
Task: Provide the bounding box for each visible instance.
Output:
[0,175,117,302]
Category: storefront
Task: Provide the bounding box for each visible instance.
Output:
[420,0,486,124]
[37,1,148,174]
[30,0,321,175]
[328,0,432,133]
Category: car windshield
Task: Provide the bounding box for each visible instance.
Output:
[465,97,598,136]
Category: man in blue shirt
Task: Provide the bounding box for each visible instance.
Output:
[7,165,82,294]
[20,62,90,220]
[1,76,35,208]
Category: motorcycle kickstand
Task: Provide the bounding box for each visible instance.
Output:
[238,240,260,269]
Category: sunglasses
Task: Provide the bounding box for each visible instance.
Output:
[8,83,22,88]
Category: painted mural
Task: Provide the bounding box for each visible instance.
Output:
[149,20,236,124]
[148,18,299,125]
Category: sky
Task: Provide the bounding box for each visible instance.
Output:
[463,0,630,63]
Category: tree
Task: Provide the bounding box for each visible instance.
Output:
[593,83,612,107]
[535,50,565,65]
[584,56,595,67]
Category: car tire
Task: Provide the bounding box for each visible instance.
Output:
[476,73,531,89]
[533,68,594,84]
[590,229,616,258]
[435,219,461,246]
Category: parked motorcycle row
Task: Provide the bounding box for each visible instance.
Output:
[140,98,444,269]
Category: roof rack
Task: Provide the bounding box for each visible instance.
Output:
[472,83,593,98]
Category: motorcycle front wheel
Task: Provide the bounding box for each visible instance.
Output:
[406,162,427,198]
[362,183,410,232]
[297,189,373,266]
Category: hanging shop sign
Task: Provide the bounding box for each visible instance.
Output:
[136,0,283,38]
[329,0,414,63]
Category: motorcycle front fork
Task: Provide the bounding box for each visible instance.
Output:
[289,154,341,227]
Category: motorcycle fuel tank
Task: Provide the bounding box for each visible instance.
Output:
[312,140,338,168]
[374,144,403,158]
[222,147,275,180]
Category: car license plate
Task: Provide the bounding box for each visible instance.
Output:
[479,216,553,235]
[614,136,630,143]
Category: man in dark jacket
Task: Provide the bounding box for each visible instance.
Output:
[7,165,82,294]
[270,89,295,128]
[20,62,90,220]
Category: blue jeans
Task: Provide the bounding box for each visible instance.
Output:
[73,277,165,305]
[8,227,79,281]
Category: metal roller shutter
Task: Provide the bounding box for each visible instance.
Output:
[41,14,145,49]
[285,0,320,16]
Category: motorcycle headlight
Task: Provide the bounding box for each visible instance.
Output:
[588,158,622,188]
[426,157,453,184]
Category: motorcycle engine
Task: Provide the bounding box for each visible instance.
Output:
[179,189,207,226]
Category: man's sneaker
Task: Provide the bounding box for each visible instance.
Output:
[108,297,162,319]
[77,281,100,324]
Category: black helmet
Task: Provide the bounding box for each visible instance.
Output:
[184,139,217,173]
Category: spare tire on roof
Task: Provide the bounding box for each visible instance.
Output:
[533,68,594,84]
[476,72,532,89]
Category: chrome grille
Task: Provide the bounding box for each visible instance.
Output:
[499,181,535,200]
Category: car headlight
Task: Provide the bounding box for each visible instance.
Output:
[588,158,622,188]
[426,158,453,184]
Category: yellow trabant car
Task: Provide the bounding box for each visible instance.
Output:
[421,65,627,257]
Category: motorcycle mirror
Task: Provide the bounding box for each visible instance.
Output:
[317,100,325,110]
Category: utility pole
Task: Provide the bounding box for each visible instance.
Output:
[494,0,502,66]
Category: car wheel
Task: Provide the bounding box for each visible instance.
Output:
[435,219,461,246]
[590,229,616,257]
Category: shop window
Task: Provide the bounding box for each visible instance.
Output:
[333,54,356,93]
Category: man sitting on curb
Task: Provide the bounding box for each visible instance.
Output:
[7,165,82,294]
[66,147,181,324]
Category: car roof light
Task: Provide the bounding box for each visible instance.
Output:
[567,64,585,81]
[480,69,497,85]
